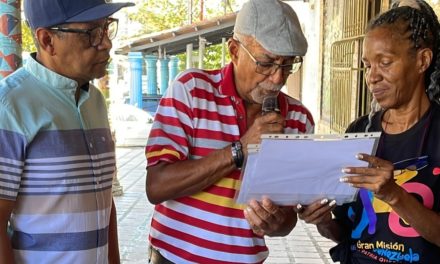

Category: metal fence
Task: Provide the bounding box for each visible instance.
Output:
[329,0,383,132]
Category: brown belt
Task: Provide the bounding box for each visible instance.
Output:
[148,245,175,264]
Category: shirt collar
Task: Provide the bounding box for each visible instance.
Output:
[220,63,240,97]
[25,53,80,91]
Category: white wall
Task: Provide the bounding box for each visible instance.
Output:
[288,1,322,124]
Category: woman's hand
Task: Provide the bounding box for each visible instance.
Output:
[296,198,336,225]
[340,153,400,204]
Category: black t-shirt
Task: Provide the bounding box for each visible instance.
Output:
[333,103,440,263]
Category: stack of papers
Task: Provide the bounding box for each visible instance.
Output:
[235,133,380,206]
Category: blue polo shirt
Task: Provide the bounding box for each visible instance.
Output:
[0,54,116,263]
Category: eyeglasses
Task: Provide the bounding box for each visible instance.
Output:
[50,18,119,47]
[236,40,303,76]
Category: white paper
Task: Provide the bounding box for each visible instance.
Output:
[236,133,380,206]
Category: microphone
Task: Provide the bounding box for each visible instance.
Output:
[261,95,280,115]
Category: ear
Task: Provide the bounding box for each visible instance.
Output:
[417,48,433,74]
[35,28,57,55]
[228,38,240,64]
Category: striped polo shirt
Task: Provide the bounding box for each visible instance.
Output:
[0,54,115,263]
[146,64,314,263]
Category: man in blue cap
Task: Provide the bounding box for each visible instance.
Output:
[0,0,133,263]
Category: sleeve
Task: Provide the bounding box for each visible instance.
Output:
[145,76,194,167]
[0,102,26,201]
[304,111,315,133]
[283,95,315,134]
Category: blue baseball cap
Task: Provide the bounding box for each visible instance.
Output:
[24,0,135,29]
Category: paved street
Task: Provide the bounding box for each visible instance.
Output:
[114,147,336,263]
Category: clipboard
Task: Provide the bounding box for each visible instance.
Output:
[235,132,381,206]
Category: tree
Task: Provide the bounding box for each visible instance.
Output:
[126,0,238,37]
[21,20,36,53]
[125,0,237,70]
[127,0,189,35]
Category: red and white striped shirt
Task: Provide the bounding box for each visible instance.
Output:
[146,64,314,263]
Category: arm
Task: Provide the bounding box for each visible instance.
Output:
[342,153,440,246]
[388,188,440,246]
[146,112,285,204]
[108,199,120,264]
[0,199,15,264]
[316,219,347,243]
[146,146,236,204]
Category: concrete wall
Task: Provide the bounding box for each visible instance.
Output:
[286,1,323,128]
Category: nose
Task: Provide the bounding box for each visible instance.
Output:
[366,65,382,85]
[97,34,112,50]
[268,67,285,85]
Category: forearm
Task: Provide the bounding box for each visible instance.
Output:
[317,219,345,243]
[0,230,14,264]
[146,145,236,204]
[0,200,15,264]
[108,200,120,264]
[267,207,297,237]
[388,187,440,246]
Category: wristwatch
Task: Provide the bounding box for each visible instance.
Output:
[231,141,244,169]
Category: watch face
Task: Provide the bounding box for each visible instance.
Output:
[232,141,244,168]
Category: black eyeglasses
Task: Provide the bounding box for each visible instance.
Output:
[50,18,119,47]
[236,40,303,76]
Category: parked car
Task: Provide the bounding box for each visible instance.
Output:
[109,104,154,147]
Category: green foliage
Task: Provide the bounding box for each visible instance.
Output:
[21,21,36,53]
[126,0,237,37]
[126,0,189,35]
[175,43,231,71]
[204,43,231,69]
[127,0,237,69]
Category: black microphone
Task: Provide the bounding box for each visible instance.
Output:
[261,95,280,115]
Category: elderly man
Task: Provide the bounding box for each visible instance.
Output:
[145,0,314,263]
[0,0,133,263]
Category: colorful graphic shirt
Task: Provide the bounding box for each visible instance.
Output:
[146,64,314,263]
[333,103,440,263]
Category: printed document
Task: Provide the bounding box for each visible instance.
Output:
[236,133,380,205]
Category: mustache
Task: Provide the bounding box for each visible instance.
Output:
[258,82,283,92]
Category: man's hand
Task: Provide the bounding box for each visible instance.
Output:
[240,112,285,156]
[244,197,296,237]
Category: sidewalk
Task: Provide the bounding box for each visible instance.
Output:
[114,147,336,264]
